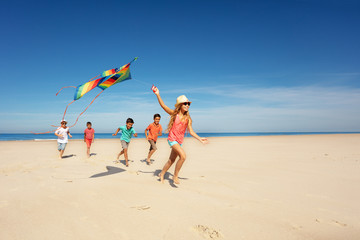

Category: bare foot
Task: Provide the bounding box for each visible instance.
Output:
[173,176,180,184]
[146,159,151,165]
[158,173,164,183]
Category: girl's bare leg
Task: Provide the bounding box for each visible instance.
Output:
[171,144,186,184]
[159,149,178,183]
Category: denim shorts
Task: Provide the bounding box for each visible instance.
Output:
[57,142,67,151]
[167,140,182,147]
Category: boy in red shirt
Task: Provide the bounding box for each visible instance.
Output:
[145,114,162,165]
[84,122,95,158]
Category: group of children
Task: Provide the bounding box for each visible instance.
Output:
[55,86,208,184]
[55,116,161,166]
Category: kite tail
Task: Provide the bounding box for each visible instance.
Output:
[88,74,101,82]
[55,74,101,96]
[68,90,104,128]
[50,100,76,128]
[62,100,76,120]
[31,128,57,135]
[55,86,77,96]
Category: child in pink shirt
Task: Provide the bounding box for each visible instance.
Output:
[84,122,95,158]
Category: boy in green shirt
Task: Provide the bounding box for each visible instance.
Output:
[112,118,138,167]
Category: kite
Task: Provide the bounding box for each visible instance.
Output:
[33,57,138,134]
[57,57,138,128]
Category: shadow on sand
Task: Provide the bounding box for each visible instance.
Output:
[140,158,155,165]
[138,169,188,188]
[90,166,126,178]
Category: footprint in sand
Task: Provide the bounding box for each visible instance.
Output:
[316,218,347,227]
[290,224,303,230]
[131,205,151,210]
[128,170,140,175]
[333,220,347,227]
[193,225,222,239]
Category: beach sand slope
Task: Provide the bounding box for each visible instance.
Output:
[0,134,359,239]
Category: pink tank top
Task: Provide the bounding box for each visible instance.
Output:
[168,114,188,144]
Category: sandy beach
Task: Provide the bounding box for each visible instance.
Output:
[0,134,360,239]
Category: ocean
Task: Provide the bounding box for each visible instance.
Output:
[0,132,359,141]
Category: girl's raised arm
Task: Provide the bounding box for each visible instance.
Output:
[153,87,174,115]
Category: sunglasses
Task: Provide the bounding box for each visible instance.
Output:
[183,102,191,106]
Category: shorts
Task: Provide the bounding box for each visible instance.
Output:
[57,142,67,151]
[121,140,130,149]
[86,138,93,148]
[148,140,157,151]
[167,140,182,147]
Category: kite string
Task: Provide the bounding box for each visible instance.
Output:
[68,90,104,128]
[133,79,150,87]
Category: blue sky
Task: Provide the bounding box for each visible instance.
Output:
[1,0,360,133]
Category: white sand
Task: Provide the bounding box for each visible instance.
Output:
[0,134,360,239]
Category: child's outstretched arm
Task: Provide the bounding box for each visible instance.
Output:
[188,117,208,144]
[153,87,173,115]
[134,133,138,137]
[112,128,120,136]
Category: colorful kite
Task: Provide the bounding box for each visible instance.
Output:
[32,58,138,134]
[58,57,137,128]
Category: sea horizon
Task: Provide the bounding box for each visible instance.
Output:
[0,132,359,141]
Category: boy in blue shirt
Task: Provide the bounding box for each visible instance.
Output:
[113,118,138,167]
